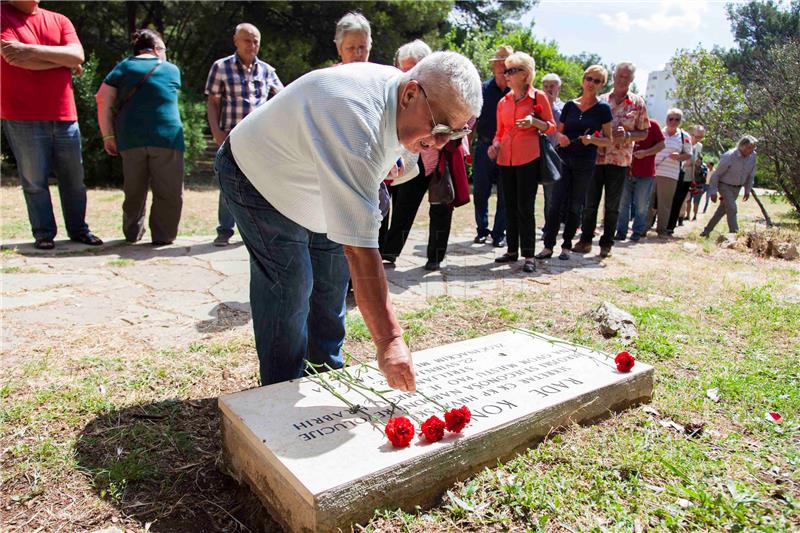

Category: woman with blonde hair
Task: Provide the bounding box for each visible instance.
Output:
[487,52,556,273]
[537,64,613,260]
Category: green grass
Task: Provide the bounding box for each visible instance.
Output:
[106,258,134,268]
[1,197,799,530]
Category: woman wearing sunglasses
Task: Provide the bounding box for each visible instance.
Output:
[487,52,556,273]
[537,65,613,260]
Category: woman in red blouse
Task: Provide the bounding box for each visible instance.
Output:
[488,52,555,273]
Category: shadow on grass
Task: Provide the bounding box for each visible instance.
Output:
[75,398,282,532]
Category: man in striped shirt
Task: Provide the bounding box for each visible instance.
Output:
[205,23,284,246]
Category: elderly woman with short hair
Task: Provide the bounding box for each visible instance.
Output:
[537,65,613,260]
[334,11,371,64]
[487,52,556,273]
[651,108,693,236]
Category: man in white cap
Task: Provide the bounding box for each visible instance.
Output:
[470,44,512,248]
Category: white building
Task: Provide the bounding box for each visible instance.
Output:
[645,64,678,125]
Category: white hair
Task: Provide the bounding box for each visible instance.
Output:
[395,39,432,66]
[234,23,260,37]
[615,61,637,75]
[738,134,758,147]
[541,73,562,85]
[401,51,483,118]
[666,107,683,119]
[334,12,372,49]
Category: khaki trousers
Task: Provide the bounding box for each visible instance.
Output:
[120,146,184,243]
[651,175,678,235]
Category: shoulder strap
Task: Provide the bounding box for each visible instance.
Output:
[117,59,163,113]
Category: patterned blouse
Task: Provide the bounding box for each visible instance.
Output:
[595,91,650,167]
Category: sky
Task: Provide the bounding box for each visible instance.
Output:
[519,0,742,94]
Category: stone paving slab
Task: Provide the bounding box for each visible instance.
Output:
[0,226,755,354]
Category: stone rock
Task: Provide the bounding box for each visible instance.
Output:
[681,242,698,253]
[220,330,654,533]
[716,234,737,249]
[592,302,637,340]
[775,243,798,261]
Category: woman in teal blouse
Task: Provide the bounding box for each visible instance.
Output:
[96,29,184,245]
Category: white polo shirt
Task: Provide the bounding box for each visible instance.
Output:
[229,63,403,248]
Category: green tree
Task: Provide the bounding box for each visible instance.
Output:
[451,0,537,30]
[724,0,800,82]
[668,47,747,154]
[746,39,800,214]
[443,24,586,99]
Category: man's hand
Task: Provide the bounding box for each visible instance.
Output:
[556,132,570,148]
[211,128,227,146]
[376,337,416,392]
[710,193,718,203]
[633,149,646,159]
[668,151,682,160]
[1,40,29,65]
[743,192,750,202]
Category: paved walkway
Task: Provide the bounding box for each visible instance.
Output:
[0,225,754,356]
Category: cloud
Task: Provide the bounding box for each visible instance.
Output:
[597,0,709,33]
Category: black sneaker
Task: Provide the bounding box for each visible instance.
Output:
[492,237,506,248]
[213,234,231,247]
[473,234,488,244]
[71,232,103,246]
[614,232,627,241]
[424,260,440,271]
[34,238,55,250]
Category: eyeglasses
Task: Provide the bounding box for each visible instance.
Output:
[503,67,523,76]
[417,82,472,141]
[584,75,603,85]
[667,117,681,122]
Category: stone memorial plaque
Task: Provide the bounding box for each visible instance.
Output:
[219,330,653,532]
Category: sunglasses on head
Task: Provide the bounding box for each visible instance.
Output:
[417,82,472,141]
[584,75,603,85]
[503,67,523,76]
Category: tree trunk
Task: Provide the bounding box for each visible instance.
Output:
[126,1,137,38]
[750,190,773,227]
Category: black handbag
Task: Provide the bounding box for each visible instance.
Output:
[535,90,563,184]
[428,152,455,205]
[538,133,563,184]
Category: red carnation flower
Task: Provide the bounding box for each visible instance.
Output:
[385,416,415,447]
[615,351,635,372]
[420,415,446,442]
[532,104,544,117]
[593,131,601,138]
[444,405,472,433]
[625,97,634,105]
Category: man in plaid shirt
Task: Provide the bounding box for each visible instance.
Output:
[206,23,284,246]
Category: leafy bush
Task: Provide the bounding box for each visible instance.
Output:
[73,53,123,187]
[178,95,208,176]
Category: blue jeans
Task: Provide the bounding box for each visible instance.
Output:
[215,141,348,385]
[542,157,596,250]
[472,139,505,241]
[2,120,89,240]
[217,189,236,238]
[616,175,654,238]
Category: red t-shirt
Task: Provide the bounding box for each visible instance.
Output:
[1,5,80,121]
[630,118,665,177]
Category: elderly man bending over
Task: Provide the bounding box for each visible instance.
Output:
[215,52,482,391]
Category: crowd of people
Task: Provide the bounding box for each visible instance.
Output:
[2,2,759,391]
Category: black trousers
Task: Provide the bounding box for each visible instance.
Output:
[379,170,453,263]
[667,175,691,231]
[579,164,627,248]
[500,160,539,258]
